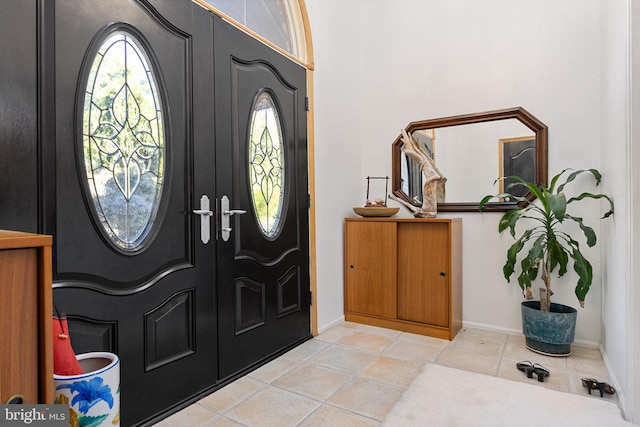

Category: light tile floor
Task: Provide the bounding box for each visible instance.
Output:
[153,322,617,427]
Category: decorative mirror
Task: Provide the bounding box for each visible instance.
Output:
[391,107,548,212]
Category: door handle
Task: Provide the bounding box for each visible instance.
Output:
[221,195,246,241]
[193,195,213,244]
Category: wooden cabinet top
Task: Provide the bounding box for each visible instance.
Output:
[0,230,53,250]
[345,217,461,224]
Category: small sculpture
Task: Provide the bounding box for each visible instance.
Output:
[352,176,400,217]
[366,197,387,207]
[390,129,446,218]
[364,176,390,207]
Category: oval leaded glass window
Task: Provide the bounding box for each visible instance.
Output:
[249,92,285,237]
[82,32,165,252]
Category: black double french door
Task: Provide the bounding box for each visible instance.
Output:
[46,1,310,425]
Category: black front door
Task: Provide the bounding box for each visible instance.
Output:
[50,1,217,425]
[214,18,312,379]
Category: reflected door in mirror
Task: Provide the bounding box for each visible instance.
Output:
[500,136,535,197]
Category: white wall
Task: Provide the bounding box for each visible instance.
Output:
[600,0,632,416]
[630,1,640,420]
[307,0,607,342]
[307,1,364,329]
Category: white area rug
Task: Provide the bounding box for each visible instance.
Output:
[383,363,634,427]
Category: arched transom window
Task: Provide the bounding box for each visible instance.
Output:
[194,0,308,64]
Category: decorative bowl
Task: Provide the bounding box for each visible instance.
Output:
[353,206,400,217]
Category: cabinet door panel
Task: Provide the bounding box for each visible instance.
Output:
[0,248,38,403]
[345,221,397,318]
[397,222,449,326]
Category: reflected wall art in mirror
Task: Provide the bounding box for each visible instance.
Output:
[391,107,548,212]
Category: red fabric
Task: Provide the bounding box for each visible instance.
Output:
[53,316,83,376]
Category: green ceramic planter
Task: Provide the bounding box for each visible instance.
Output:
[521,301,577,356]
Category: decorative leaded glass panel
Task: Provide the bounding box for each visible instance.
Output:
[82,32,165,251]
[249,92,285,237]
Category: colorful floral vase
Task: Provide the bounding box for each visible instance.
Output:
[54,352,120,427]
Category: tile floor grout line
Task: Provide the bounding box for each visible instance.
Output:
[198,376,272,417]
[303,337,412,424]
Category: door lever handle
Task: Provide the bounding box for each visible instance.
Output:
[193,209,213,216]
[193,195,213,244]
[220,195,246,241]
[223,209,246,216]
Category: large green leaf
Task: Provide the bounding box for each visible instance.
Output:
[504,230,532,280]
[548,168,571,192]
[547,238,568,277]
[567,193,615,219]
[527,234,545,267]
[588,168,602,184]
[499,209,525,236]
[557,169,601,193]
[565,214,596,247]
[517,243,542,294]
[518,257,538,294]
[479,194,495,211]
[548,192,567,222]
[572,247,593,307]
[505,177,544,202]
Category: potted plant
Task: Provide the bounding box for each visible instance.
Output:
[479,168,614,356]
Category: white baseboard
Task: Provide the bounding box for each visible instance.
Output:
[601,345,630,420]
[462,320,522,337]
[317,315,345,334]
[318,317,602,350]
[462,320,601,349]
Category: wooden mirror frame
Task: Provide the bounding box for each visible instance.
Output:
[391,107,548,212]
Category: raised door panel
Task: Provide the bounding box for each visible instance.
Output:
[345,220,397,318]
[397,222,449,327]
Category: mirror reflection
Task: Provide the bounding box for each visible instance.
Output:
[392,107,548,212]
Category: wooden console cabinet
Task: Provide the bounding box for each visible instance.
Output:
[344,217,462,340]
[0,230,53,404]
